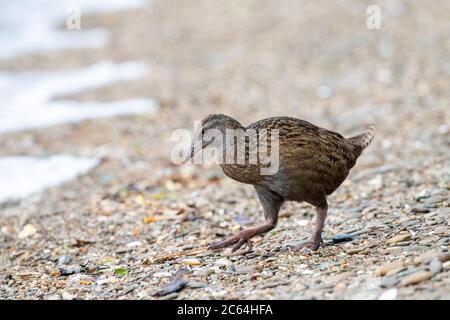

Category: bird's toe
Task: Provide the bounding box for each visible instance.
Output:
[209,231,254,252]
[208,234,239,250]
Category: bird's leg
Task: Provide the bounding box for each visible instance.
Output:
[209,186,283,252]
[291,204,328,251]
[208,221,276,252]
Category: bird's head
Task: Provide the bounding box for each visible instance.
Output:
[182,114,241,163]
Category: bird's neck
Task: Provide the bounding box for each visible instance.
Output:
[219,116,244,132]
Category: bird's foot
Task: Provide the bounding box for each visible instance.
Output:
[208,230,253,252]
[288,239,321,251]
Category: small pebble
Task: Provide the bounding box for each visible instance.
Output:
[400,271,432,286]
[435,208,450,215]
[181,258,202,266]
[215,258,232,267]
[158,292,178,300]
[57,255,72,265]
[422,196,446,204]
[410,206,430,214]
[438,253,450,262]
[378,288,398,300]
[433,226,448,235]
[233,264,262,274]
[380,276,399,288]
[413,252,439,264]
[187,281,207,289]
[153,271,172,278]
[346,247,365,255]
[126,241,143,248]
[375,261,405,276]
[59,265,84,276]
[386,234,411,244]
[428,258,442,275]
[18,224,37,239]
[193,268,215,277]
[331,234,354,243]
[395,241,411,246]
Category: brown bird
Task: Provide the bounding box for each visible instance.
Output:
[184,114,375,252]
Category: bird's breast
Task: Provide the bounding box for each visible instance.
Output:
[220,163,262,184]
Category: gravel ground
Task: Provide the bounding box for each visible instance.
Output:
[0,0,449,300]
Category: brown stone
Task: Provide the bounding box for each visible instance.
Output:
[386,234,411,245]
[400,271,432,286]
[375,261,405,276]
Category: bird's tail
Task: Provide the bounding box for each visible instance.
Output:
[347,124,376,152]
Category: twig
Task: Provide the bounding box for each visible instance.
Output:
[151,246,209,264]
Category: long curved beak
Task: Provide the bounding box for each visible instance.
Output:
[182,138,213,164]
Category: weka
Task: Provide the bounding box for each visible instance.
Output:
[184,114,375,252]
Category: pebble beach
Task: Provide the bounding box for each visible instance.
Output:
[0,0,449,300]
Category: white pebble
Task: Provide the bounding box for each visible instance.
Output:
[18,224,37,239]
[215,258,232,267]
[378,288,398,300]
[153,271,172,278]
[126,241,143,247]
[296,220,309,227]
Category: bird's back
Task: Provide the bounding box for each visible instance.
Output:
[220,116,374,203]
[250,117,358,165]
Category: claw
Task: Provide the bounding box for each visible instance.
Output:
[231,237,246,252]
[208,230,252,252]
[246,238,253,249]
[208,234,239,250]
[208,240,228,250]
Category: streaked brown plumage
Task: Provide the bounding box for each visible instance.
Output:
[185,114,376,251]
